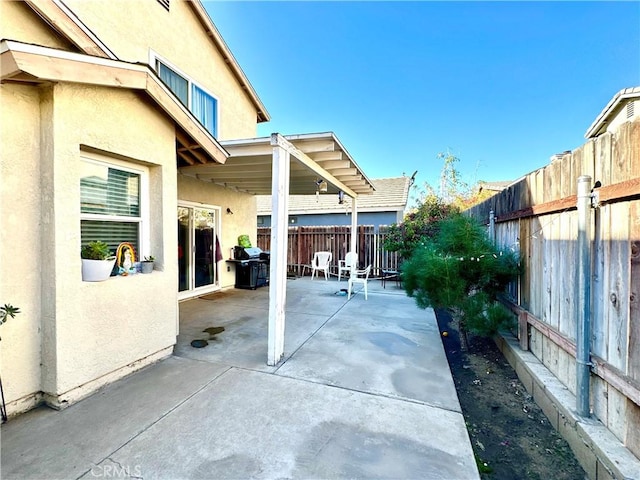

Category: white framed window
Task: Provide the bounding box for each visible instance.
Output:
[80,152,149,260]
[152,52,218,137]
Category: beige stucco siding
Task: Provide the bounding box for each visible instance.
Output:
[63,0,259,140]
[0,83,44,409]
[0,81,180,408]
[0,1,75,51]
[44,83,179,397]
[177,175,257,289]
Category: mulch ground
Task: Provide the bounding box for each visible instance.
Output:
[434,308,587,480]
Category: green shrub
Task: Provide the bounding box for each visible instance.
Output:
[402,214,520,349]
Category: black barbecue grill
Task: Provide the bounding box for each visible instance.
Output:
[231,247,270,289]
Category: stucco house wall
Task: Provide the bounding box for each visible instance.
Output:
[0,0,267,415]
[1,80,180,410]
[63,0,258,140]
[0,1,75,51]
[0,83,44,412]
[177,175,257,289]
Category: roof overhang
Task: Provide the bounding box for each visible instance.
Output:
[187,0,270,123]
[0,40,228,166]
[585,86,640,138]
[180,132,376,197]
[23,0,270,124]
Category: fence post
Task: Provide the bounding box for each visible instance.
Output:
[489,210,496,244]
[576,175,592,417]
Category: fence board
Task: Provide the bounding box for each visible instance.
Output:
[257,225,399,277]
[465,118,639,453]
[520,218,531,310]
[595,132,612,187]
[630,200,640,382]
[529,216,543,320]
[542,215,553,326]
[593,204,611,359]
[607,201,630,373]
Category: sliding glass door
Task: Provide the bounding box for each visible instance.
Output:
[178,204,221,297]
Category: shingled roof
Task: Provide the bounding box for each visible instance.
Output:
[256,176,411,215]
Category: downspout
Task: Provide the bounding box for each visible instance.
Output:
[576,175,592,417]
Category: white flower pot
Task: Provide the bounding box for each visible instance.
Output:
[82,258,116,282]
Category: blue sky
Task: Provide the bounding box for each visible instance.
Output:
[205,1,639,194]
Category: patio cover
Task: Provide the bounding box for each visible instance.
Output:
[180,133,375,365]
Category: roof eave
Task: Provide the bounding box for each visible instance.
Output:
[1,40,228,165]
[187,0,271,123]
[585,86,640,139]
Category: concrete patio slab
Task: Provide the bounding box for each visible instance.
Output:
[276,293,460,410]
[1,277,479,480]
[0,356,228,480]
[83,368,477,480]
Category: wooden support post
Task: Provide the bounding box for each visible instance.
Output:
[350,196,358,270]
[267,134,290,366]
[518,311,529,351]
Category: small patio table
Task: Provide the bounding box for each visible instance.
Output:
[381,269,401,289]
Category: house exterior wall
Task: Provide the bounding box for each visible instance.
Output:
[0,1,75,51]
[63,0,259,139]
[177,175,257,289]
[1,80,180,412]
[1,1,264,415]
[0,83,44,413]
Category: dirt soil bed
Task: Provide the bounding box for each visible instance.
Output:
[434,309,587,480]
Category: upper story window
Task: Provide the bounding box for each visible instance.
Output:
[154,56,218,137]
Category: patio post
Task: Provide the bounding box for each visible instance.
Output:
[350,196,358,271]
[267,134,290,366]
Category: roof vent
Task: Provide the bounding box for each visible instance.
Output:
[627,101,635,119]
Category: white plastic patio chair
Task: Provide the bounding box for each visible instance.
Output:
[311,251,332,280]
[348,265,372,300]
[338,251,358,281]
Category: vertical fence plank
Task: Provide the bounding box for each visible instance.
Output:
[592,204,611,360]
[629,200,640,382]
[608,201,630,373]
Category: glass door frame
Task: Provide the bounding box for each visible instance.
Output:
[178,201,222,301]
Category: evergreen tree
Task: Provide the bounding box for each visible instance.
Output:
[402,214,520,350]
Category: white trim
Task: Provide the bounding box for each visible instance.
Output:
[150,50,220,137]
[80,152,150,259]
[584,86,640,138]
[1,40,136,69]
[177,201,222,300]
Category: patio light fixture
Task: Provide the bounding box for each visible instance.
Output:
[316,179,328,193]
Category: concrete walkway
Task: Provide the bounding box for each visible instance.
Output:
[1,277,479,480]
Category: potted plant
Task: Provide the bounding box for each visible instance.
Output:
[0,303,20,422]
[141,255,155,274]
[81,241,116,282]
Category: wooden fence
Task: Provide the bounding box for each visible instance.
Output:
[466,119,640,458]
[256,225,401,277]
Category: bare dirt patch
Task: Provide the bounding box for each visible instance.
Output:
[434,309,587,480]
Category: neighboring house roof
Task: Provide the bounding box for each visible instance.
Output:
[585,86,640,138]
[23,0,270,123]
[0,40,228,165]
[477,180,513,193]
[256,176,410,215]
